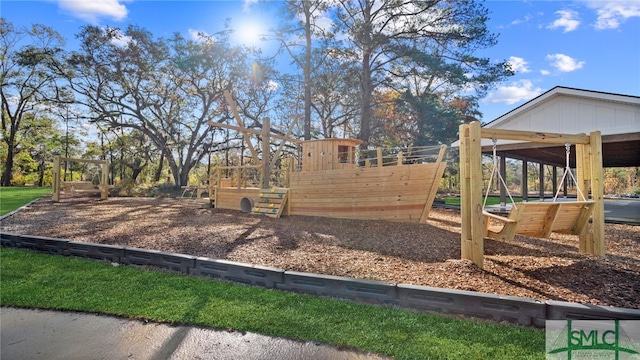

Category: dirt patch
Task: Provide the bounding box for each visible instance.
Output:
[2,195,638,309]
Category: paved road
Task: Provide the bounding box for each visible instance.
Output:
[603,199,640,225]
[1,307,389,360]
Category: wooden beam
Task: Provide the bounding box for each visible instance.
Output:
[419,145,447,223]
[269,116,300,169]
[222,90,260,162]
[57,157,108,165]
[482,128,591,145]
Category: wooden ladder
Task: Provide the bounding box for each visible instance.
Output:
[252,188,289,218]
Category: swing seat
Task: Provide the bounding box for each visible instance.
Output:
[62,181,99,193]
[483,201,595,241]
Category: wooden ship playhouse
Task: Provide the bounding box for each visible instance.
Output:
[207,128,447,223]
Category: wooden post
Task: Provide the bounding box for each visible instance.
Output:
[262,117,270,189]
[397,152,404,165]
[376,147,383,167]
[53,156,61,202]
[499,154,507,208]
[589,131,605,256]
[522,159,528,201]
[460,124,470,253]
[576,141,590,252]
[539,162,545,200]
[552,166,558,198]
[459,122,484,268]
[214,168,221,206]
[100,160,108,200]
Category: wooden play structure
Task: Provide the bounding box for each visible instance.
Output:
[459,121,605,268]
[52,157,109,201]
[206,91,447,222]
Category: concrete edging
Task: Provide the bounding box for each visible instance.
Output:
[2,232,639,328]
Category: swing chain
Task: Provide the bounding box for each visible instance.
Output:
[553,143,587,202]
[483,139,517,210]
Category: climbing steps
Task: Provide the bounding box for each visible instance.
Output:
[252,188,289,218]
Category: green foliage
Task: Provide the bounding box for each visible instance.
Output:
[0,247,545,359]
[331,0,513,145]
[0,19,67,186]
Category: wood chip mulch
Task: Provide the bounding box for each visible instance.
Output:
[2,195,638,309]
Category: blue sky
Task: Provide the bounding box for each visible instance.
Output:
[3,0,640,122]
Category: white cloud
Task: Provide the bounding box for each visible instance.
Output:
[508,56,531,73]
[540,69,551,75]
[57,0,129,23]
[582,0,640,29]
[107,27,132,48]
[188,29,210,42]
[548,10,580,32]
[243,0,258,13]
[483,80,543,105]
[510,14,533,26]
[546,53,585,72]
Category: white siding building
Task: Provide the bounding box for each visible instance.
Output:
[482,86,640,168]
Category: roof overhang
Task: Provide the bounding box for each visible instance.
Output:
[481,132,640,168]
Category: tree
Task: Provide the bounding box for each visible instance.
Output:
[309,56,361,138]
[275,0,333,140]
[331,0,512,147]
[0,19,66,186]
[63,25,253,187]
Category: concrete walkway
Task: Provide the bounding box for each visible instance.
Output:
[1,307,389,360]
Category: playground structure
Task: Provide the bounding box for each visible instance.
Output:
[459,121,605,269]
[206,91,447,222]
[52,157,109,201]
[209,138,447,222]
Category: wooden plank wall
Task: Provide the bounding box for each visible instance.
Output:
[302,140,335,172]
[288,163,442,222]
[215,188,262,211]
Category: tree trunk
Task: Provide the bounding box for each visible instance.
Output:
[304,7,312,140]
[154,151,165,183]
[358,2,373,149]
[37,158,45,187]
[131,166,143,182]
[359,50,372,148]
[1,137,15,186]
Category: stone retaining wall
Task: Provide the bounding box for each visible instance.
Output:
[2,232,638,328]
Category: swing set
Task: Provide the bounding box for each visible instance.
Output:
[459,121,605,269]
[52,156,109,201]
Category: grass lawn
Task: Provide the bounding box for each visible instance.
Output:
[0,187,545,359]
[0,186,51,216]
[0,248,545,359]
